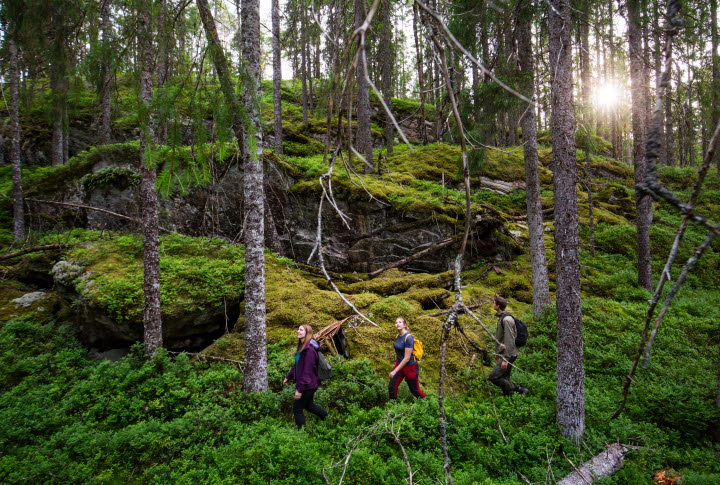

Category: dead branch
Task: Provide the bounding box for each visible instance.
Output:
[295,263,364,283]
[422,302,481,318]
[311,147,379,328]
[0,244,68,262]
[556,444,629,485]
[27,198,173,233]
[414,0,535,107]
[369,237,455,278]
[167,351,244,367]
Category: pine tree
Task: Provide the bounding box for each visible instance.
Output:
[549,0,585,442]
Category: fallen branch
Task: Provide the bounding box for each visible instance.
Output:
[167,351,244,367]
[556,444,629,485]
[422,302,483,318]
[27,198,173,234]
[0,244,67,262]
[369,237,455,278]
[296,263,364,283]
[508,207,554,220]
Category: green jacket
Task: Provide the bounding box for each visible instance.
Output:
[495,312,518,359]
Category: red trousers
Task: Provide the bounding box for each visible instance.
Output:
[388,362,426,399]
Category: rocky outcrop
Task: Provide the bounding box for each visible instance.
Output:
[22,145,515,274]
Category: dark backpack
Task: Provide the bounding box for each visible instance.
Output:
[316,350,332,381]
[512,316,528,347]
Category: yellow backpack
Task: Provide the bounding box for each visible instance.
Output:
[404,333,424,362]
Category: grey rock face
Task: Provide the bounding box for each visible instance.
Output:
[12,291,48,308]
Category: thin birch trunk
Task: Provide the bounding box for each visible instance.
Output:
[272,0,283,153]
[9,37,25,242]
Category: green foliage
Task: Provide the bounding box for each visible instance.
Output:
[80,166,141,191]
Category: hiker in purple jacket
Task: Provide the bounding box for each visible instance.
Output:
[283,324,328,428]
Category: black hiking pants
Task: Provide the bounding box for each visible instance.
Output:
[488,355,523,396]
[293,388,327,428]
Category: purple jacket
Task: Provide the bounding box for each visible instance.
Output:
[285,339,321,392]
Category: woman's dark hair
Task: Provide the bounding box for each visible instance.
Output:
[494,295,508,311]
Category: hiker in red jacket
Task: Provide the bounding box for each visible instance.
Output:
[388,317,426,400]
[283,324,328,428]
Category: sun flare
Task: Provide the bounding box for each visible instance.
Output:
[593,82,622,109]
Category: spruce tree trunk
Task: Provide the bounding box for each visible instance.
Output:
[579,1,591,126]
[665,77,674,165]
[156,0,169,145]
[300,5,309,128]
[412,2,428,145]
[100,0,112,145]
[517,0,550,317]
[9,37,25,242]
[712,0,720,173]
[628,0,652,290]
[609,0,619,159]
[549,0,585,442]
[241,0,269,393]
[138,0,163,354]
[355,0,374,172]
[272,0,283,154]
[50,71,66,166]
[653,3,666,165]
[379,0,394,154]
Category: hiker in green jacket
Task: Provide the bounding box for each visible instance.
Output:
[489,296,529,396]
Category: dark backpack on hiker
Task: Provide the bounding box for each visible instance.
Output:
[316,350,333,381]
[500,313,528,347]
[512,316,528,347]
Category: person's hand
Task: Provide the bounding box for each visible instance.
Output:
[283,378,288,385]
[294,391,302,400]
[389,370,396,378]
[501,360,508,370]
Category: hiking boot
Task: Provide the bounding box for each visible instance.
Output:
[516,386,530,395]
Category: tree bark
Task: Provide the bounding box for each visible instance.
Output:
[240,0,269,393]
[9,37,25,242]
[272,0,283,153]
[557,444,629,485]
[549,0,585,442]
[138,0,163,355]
[99,0,113,145]
[628,0,653,291]
[300,3,309,128]
[355,0,374,172]
[412,2,428,145]
[517,0,550,317]
[379,0,394,154]
[712,0,720,173]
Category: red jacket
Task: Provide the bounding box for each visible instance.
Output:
[285,339,321,392]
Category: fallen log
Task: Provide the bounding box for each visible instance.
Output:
[0,244,68,262]
[557,444,629,485]
[369,237,455,278]
[27,198,173,234]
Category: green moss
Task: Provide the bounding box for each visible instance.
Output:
[80,167,141,191]
[63,232,245,324]
[386,143,461,182]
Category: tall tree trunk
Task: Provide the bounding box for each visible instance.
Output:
[665,77,674,165]
[517,0,550,317]
[155,0,169,145]
[138,0,163,355]
[300,4,309,127]
[240,0,268,393]
[272,0,283,153]
[549,0,585,442]
[412,2,428,145]
[355,0,374,172]
[50,71,66,166]
[609,0,619,159]
[579,0,591,126]
[99,0,113,145]
[628,0,652,290]
[653,2,666,165]
[379,0,394,154]
[9,37,25,242]
[712,0,720,173]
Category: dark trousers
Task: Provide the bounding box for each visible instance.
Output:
[293,388,327,428]
[488,355,521,396]
[388,362,426,399]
